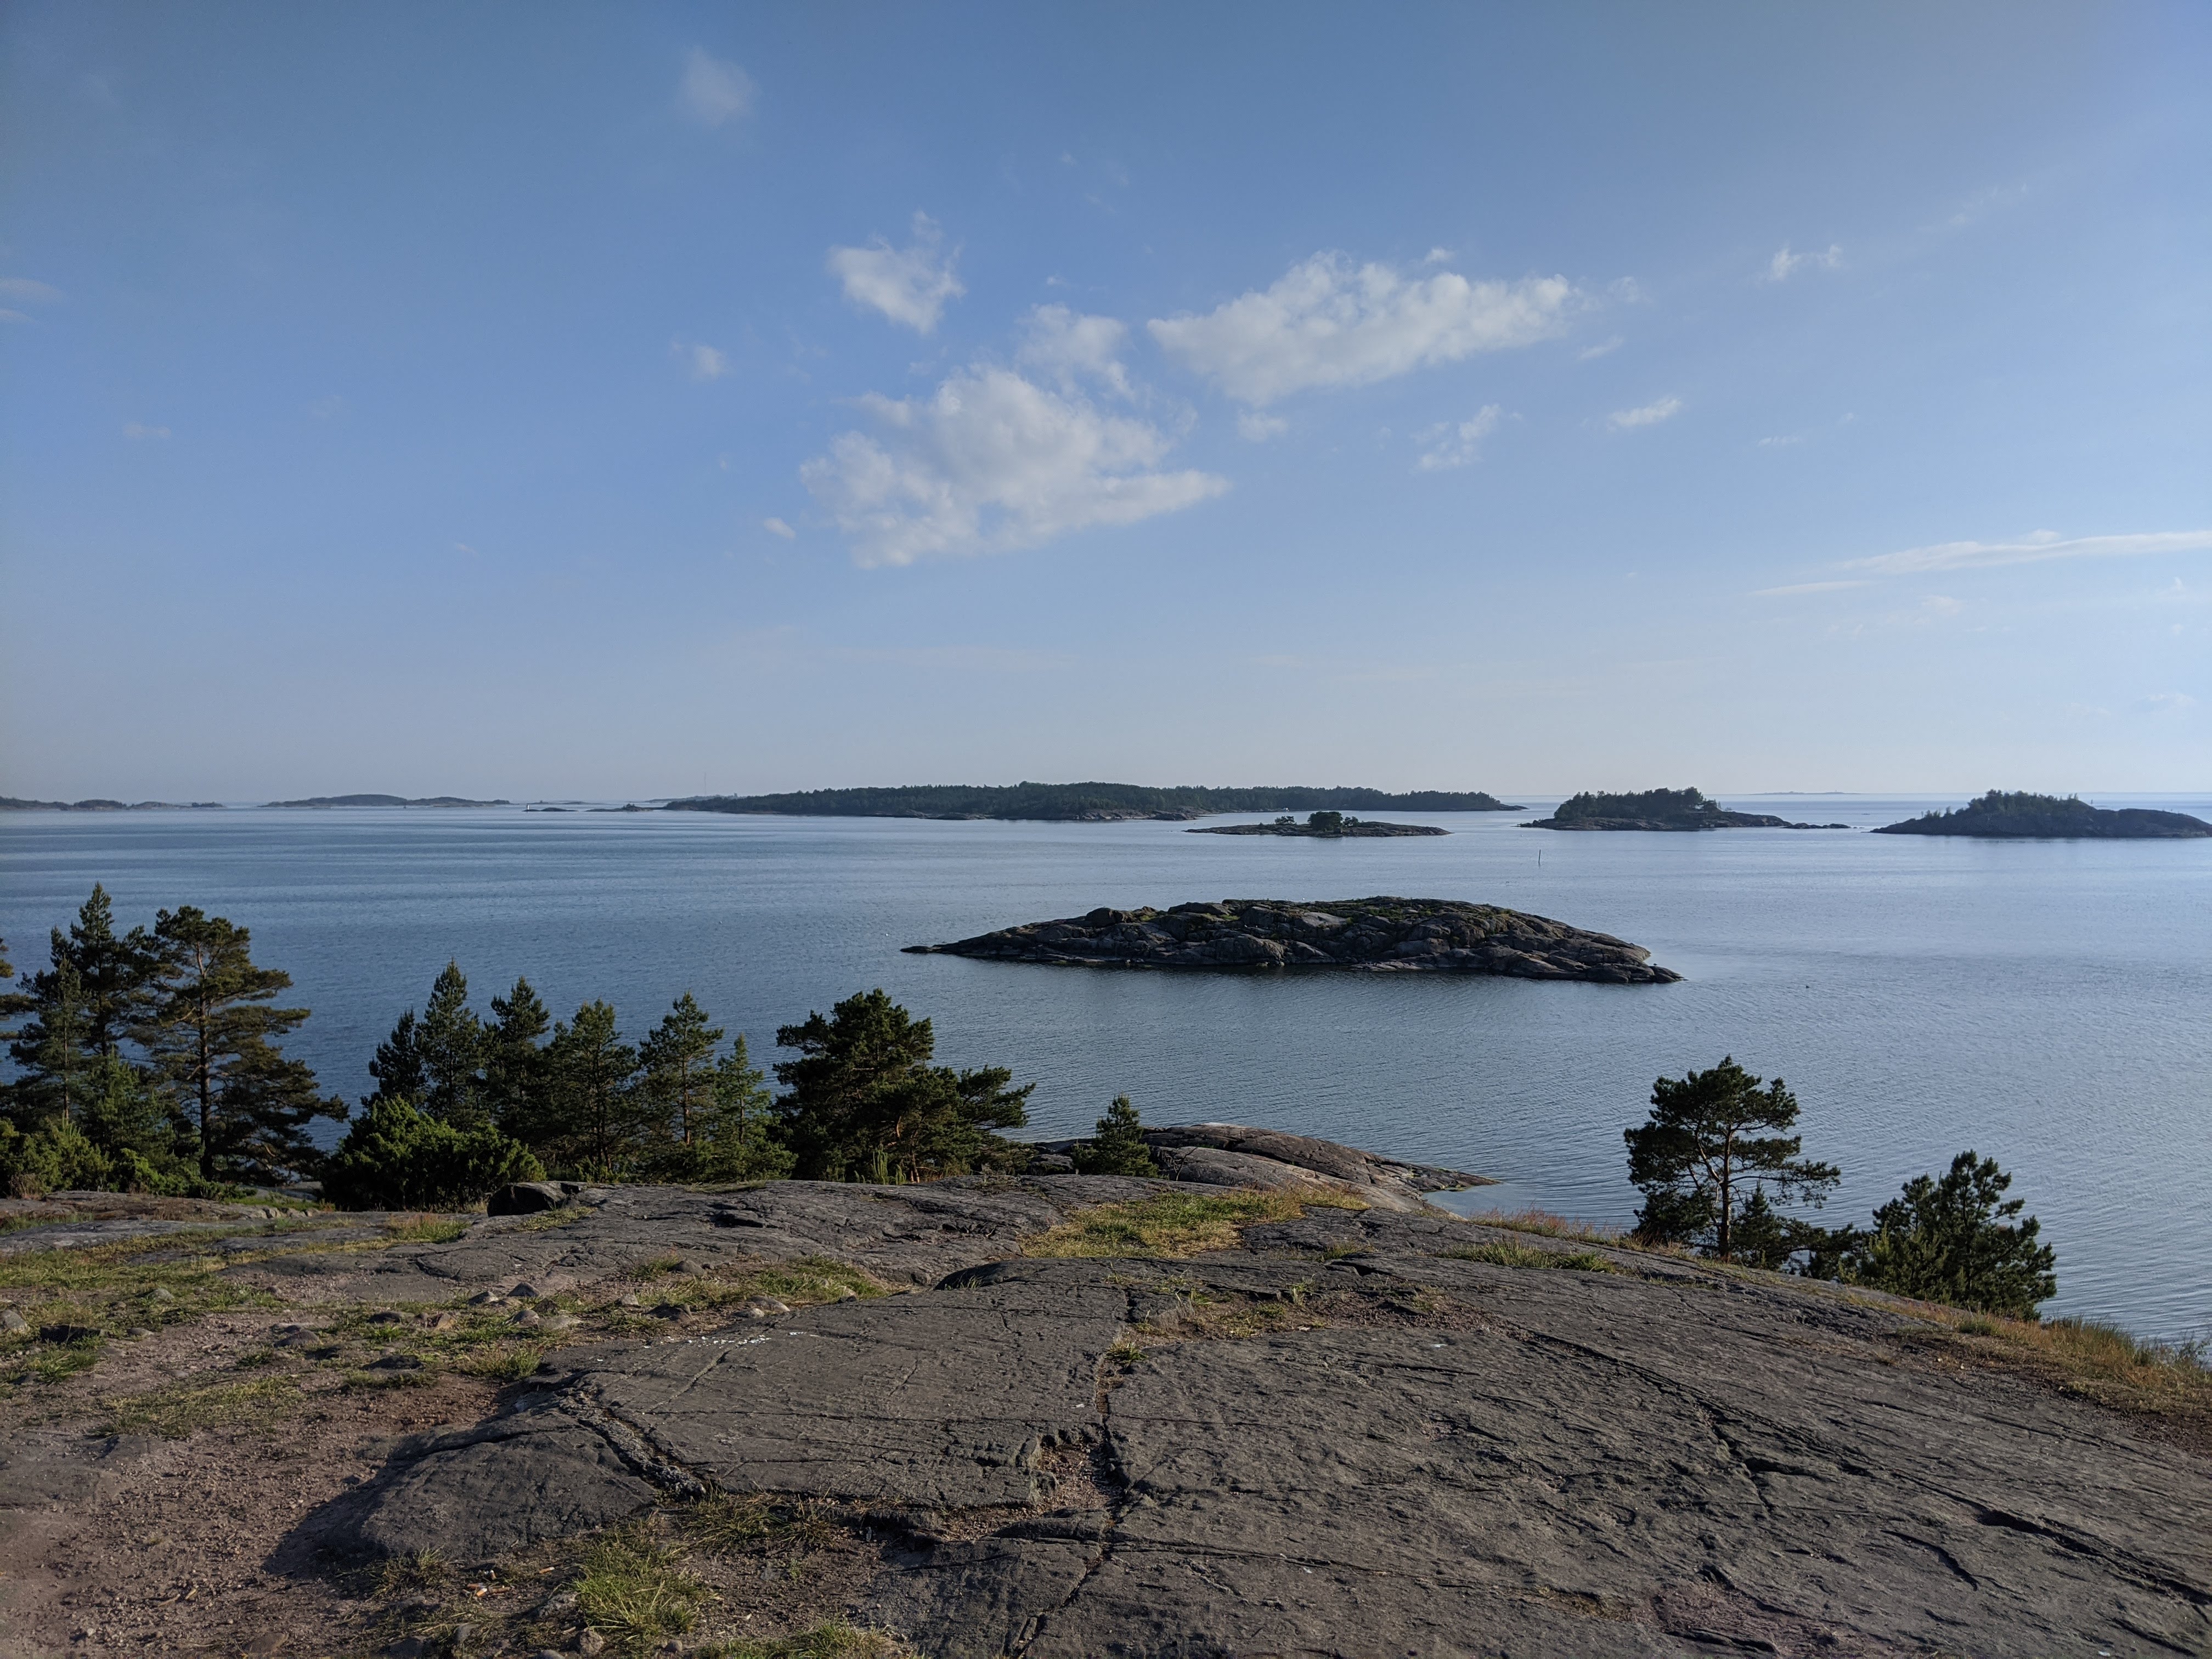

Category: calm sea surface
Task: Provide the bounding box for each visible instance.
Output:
[3,797,2208,1339]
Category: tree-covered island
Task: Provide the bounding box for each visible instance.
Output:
[1873,790,2211,839]
[664,781,1522,821]
[1189,810,1446,837]
[1525,787,1848,831]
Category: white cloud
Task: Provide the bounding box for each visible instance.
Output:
[1416,405,1502,471]
[1577,335,1623,361]
[0,278,63,304]
[1764,243,1842,283]
[122,422,170,440]
[800,365,1227,567]
[763,516,796,540]
[1017,304,1129,396]
[0,310,29,325]
[1847,529,2212,576]
[1147,252,1575,406]
[1757,432,1805,448]
[2141,691,2198,713]
[680,48,753,127]
[1237,411,1288,442]
[827,213,964,335]
[673,340,729,381]
[1754,579,1865,597]
[1607,396,1682,430]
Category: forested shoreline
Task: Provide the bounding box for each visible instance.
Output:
[2,885,1036,1206]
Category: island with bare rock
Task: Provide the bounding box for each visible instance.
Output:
[664,781,1523,821]
[1874,790,2212,839]
[906,895,1680,983]
[1189,810,1446,838]
[1526,787,1849,831]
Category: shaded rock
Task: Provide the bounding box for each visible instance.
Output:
[487,1183,578,1217]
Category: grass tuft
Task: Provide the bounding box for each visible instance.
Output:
[1441,1240,1616,1273]
[698,1623,906,1659]
[1024,1190,1361,1260]
[1453,1209,1624,1245]
[572,1527,708,1655]
[383,1215,471,1245]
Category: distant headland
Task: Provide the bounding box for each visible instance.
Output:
[1525,788,1849,832]
[1190,811,1446,838]
[0,797,224,812]
[1874,791,2211,839]
[264,794,510,809]
[907,895,1678,983]
[665,782,1524,822]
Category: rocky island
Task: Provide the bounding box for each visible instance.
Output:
[1526,787,1849,831]
[1189,810,1446,838]
[906,895,1680,983]
[664,781,1523,821]
[1874,789,2212,839]
[1,1132,2201,1656]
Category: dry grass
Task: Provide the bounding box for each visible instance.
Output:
[625,1256,887,1313]
[95,1373,303,1437]
[0,1232,283,1391]
[572,1525,711,1654]
[1453,1208,1626,1245]
[382,1214,472,1244]
[699,1625,907,1659]
[1023,1189,1363,1260]
[1936,1310,2212,1432]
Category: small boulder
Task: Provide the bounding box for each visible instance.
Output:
[510,1283,543,1300]
[577,1631,607,1657]
[487,1182,570,1216]
[366,1352,424,1372]
[2,1310,32,1334]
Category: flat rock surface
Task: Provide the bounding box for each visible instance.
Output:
[8,1151,2207,1657]
[906,896,1681,984]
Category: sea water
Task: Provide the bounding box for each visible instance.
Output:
[3,797,2207,1340]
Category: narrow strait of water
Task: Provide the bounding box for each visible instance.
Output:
[3,797,2207,1340]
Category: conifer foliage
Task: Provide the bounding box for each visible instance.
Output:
[1624,1056,1839,1259]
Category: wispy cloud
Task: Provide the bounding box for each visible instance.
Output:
[1148,252,1575,406]
[673,340,729,381]
[1847,529,2212,576]
[1237,411,1288,442]
[1607,396,1682,431]
[1415,405,1502,471]
[1577,335,1623,361]
[827,213,964,335]
[122,422,171,441]
[2140,691,2197,714]
[0,278,64,304]
[800,364,1227,567]
[679,48,753,127]
[762,517,796,540]
[1763,243,1842,283]
[1754,579,1864,597]
[1757,432,1805,448]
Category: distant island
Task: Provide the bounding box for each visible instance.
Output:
[1525,788,1849,832]
[1191,811,1446,838]
[906,895,1678,983]
[1873,791,2212,840]
[665,782,1524,821]
[0,797,223,812]
[264,793,510,808]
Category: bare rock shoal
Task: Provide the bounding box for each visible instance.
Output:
[905,896,1681,984]
[293,1169,2212,1657]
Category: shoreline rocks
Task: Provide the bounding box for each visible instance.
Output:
[906,896,1681,984]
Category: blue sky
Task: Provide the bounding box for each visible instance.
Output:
[3,2,2207,800]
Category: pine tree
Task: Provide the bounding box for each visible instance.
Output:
[773,989,1031,1182]
[137,905,344,1183]
[365,1008,427,1105]
[416,961,487,1126]
[533,1001,640,1177]
[60,885,155,1056]
[483,976,551,1131]
[1073,1095,1159,1176]
[694,1036,789,1181]
[1840,1152,2057,1317]
[1624,1057,1839,1259]
[7,953,89,1127]
[637,994,723,1151]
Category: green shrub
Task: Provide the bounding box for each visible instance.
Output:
[1823,1150,2057,1317]
[1070,1096,1159,1177]
[321,1097,543,1210]
[0,1116,115,1196]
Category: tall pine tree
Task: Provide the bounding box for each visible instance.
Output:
[416,961,487,1126]
[637,994,723,1150]
[137,906,344,1182]
[8,954,89,1127]
[530,1001,640,1177]
[483,976,551,1131]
